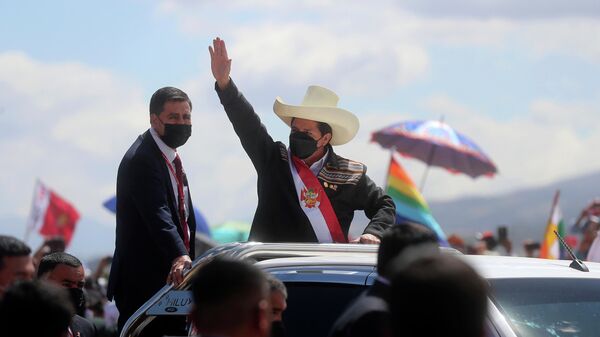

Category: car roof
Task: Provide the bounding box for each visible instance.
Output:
[252,246,600,280]
[462,255,600,279]
[255,254,377,269]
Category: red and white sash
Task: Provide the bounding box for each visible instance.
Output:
[288,151,347,243]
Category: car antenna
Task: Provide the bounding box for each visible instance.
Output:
[554,230,589,272]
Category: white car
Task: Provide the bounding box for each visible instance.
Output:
[121,242,600,337]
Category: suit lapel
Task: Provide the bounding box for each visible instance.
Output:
[143,131,180,226]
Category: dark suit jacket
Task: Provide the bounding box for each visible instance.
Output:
[107,130,196,315]
[216,80,395,242]
[72,315,97,337]
[329,280,391,337]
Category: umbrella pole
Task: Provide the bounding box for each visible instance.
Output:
[419,115,445,193]
[419,163,430,193]
[419,143,438,193]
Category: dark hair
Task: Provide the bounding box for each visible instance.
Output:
[149,86,192,116]
[317,122,332,137]
[0,281,74,337]
[267,275,288,299]
[377,222,438,277]
[390,255,488,337]
[37,252,82,278]
[0,235,31,270]
[191,258,268,333]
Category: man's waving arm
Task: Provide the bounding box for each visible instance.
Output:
[210,37,276,172]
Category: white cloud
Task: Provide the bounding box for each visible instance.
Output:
[228,23,430,95]
[0,51,147,158]
[0,52,146,223]
[157,2,433,94]
[157,0,600,69]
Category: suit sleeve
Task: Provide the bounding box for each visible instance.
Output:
[354,173,396,238]
[130,154,188,262]
[215,80,276,173]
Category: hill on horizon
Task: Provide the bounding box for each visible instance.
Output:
[429,170,600,250]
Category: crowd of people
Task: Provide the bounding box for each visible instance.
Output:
[1,222,492,337]
[0,235,118,337]
[3,207,600,337]
[446,199,600,261]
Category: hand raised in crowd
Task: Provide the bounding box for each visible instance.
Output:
[167,254,192,286]
[209,37,232,90]
[350,233,380,244]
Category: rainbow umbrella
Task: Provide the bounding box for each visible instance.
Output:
[372,120,497,189]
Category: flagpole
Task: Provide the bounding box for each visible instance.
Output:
[547,190,560,226]
[24,179,40,243]
[540,189,561,259]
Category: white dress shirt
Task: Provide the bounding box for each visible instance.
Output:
[149,128,190,225]
[309,149,329,176]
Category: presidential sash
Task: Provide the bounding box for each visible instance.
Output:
[288,151,347,243]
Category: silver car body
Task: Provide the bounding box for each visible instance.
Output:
[121,242,600,337]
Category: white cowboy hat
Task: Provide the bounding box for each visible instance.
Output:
[273,85,359,146]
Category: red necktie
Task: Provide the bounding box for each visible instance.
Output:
[173,155,190,252]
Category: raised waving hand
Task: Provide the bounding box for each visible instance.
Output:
[209,37,232,90]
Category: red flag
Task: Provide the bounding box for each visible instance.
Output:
[27,181,80,246]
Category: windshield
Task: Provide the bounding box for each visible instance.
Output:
[489,278,600,337]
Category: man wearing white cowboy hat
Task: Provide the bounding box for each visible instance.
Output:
[209,38,395,244]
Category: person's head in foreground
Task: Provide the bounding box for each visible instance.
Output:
[0,280,74,337]
[377,222,438,280]
[390,254,488,337]
[0,235,34,297]
[267,275,288,337]
[191,258,271,337]
[37,252,86,316]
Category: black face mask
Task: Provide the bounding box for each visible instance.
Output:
[289,131,320,159]
[67,287,86,317]
[158,119,192,149]
[271,320,286,337]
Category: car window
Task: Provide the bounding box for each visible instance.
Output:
[282,282,366,337]
[489,278,600,337]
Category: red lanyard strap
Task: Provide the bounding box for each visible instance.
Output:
[161,153,190,251]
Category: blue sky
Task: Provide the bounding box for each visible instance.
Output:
[1,0,599,259]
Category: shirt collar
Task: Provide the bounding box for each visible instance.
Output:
[310,148,329,176]
[149,127,177,162]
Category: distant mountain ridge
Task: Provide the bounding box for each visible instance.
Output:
[429,170,600,247]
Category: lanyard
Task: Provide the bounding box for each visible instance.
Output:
[161,153,183,187]
[160,152,190,251]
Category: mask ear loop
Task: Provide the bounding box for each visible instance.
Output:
[157,116,167,127]
[152,114,164,128]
